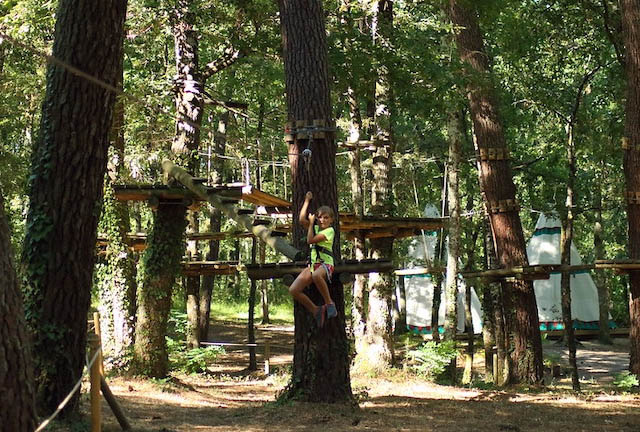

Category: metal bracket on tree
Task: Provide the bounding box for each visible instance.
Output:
[486,199,520,214]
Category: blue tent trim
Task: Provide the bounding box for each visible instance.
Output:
[538,320,617,331]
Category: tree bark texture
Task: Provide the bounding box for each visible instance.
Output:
[363,0,395,371]
[448,0,543,384]
[133,204,187,377]
[21,0,127,415]
[621,0,640,377]
[278,0,352,402]
[171,0,204,170]
[0,191,37,432]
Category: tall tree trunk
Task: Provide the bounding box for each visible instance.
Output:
[100,59,137,365]
[348,76,368,346]
[561,122,580,391]
[443,109,463,382]
[278,0,352,402]
[186,211,200,348]
[431,162,448,342]
[1,191,37,432]
[447,0,543,384]
[363,0,395,370]
[341,0,369,346]
[443,110,463,341]
[621,0,640,377]
[200,112,228,340]
[133,205,187,377]
[22,0,127,415]
[134,0,202,374]
[593,183,612,344]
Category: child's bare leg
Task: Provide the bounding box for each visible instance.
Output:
[288,268,318,314]
[311,267,333,306]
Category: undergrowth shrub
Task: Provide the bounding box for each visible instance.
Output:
[167,310,225,374]
[408,340,458,381]
[613,371,639,392]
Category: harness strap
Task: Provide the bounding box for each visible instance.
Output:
[310,244,333,263]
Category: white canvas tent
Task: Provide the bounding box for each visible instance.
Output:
[403,205,483,334]
[526,213,608,330]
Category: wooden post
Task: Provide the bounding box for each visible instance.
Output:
[88,333,102,432]
[93,312,104,375]
[264,335,271,375]
[100,377,132,431]
[492,353,498,384]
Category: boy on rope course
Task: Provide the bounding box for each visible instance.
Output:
[288,191,338,328]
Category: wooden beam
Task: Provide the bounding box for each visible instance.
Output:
[181,261,240,276]
[245,259,394,280]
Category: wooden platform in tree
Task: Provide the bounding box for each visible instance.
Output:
[112,183,445,239]
[113,183,290,210]
[181,261,240,276]
[245,258,394,280]
[275,215,445,240]
[97,228,289,252]
[113,183,243,202]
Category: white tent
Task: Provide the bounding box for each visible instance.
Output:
[403,205,483,334]
[526,213,606,330]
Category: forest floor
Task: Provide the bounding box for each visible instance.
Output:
[50,319,640,432]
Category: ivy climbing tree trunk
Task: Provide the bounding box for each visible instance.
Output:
[21,0,127,415]
[447,0,543,384]
[362,0,396,372]
[1,190,37,432]
[133,204,187,377]
[621,0,640,377]
[278,0,352,402]
[99,59,137,365]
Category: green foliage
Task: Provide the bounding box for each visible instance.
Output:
[408,340,459,381]
[166,310,224,374]
[612,371,639,392]
[166,337,225,374]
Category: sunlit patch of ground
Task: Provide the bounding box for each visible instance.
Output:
[47,321,640,432]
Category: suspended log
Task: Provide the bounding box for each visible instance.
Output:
[162,160,303,261]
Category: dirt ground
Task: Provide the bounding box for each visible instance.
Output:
[54,321,640,432]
